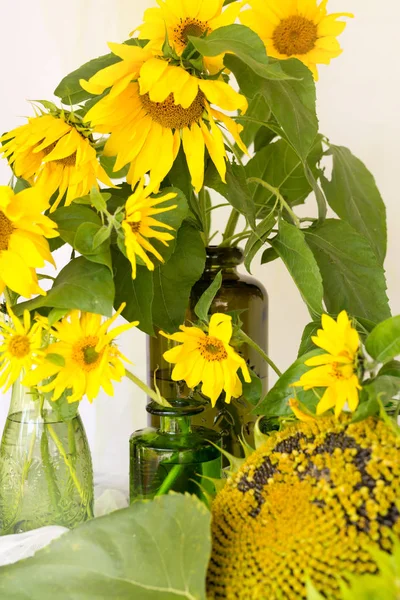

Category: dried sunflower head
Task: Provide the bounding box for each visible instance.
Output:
[207,416,400,600]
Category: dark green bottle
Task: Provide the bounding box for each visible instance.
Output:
[129,400,222,503]
[147,246,268,458]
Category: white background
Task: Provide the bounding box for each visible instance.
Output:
[0,0,399,486]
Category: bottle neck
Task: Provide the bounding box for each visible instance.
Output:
[159,415,192,434]
[204,247,243,277]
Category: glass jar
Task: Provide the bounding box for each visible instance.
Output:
[0,380,94,535]
[148,246,268,457]
[129,400,222,503]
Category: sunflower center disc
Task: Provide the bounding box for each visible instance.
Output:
[174,17,210,49]
[129,221,141,234]
[273,15,318,56]
[8,335,31,359]
[199,336,228,362]
[0,211,14,252]
[140,91,205,130]
[72,335,102,371]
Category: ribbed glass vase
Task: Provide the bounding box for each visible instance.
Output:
[0,379,94,535]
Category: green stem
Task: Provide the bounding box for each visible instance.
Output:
[219,230,251,248]
[222,209,240,244]
[238,329,282,377]
[47,424,94,519]
[125,368,171,407]
[198,187,209,246]
[155,464,184,497]
[247,177,301,228]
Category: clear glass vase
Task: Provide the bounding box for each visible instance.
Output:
[130,400,222,503]
[0,380,94,535]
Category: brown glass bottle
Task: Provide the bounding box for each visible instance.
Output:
[147,246,268,458]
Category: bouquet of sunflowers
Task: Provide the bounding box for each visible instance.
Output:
[0,0,399,598]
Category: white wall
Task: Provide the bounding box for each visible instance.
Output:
[0,0,398,487]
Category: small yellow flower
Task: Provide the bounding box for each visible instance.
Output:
[0,305,45,392]
[294,311,361,417]
[161,313,251,406]
[135,0,243,74]
[122,179,178,279]
[0,186,58,298]
[81,44,247,193]
[23,306,138,403]
[240,0,353,79]
[0,112,113,211]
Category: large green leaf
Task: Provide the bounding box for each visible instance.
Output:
[0,494,211,600]
[15,257,115,317]
[195,270,222,322]
[297,322,320,357]
[322,145,387,263]
[240,93,271,148]
[112,248,154,335]
[243,213,276,272]
[205,161,255,226]
[190,25,292,80]
[152,222,206,332]
[246,138,323,213]
[226,54,318,160]
[270,221,324,318]
[51,205,112,270]
[365,316,400,363]
[305,220,391,324]
[254,349,322,417]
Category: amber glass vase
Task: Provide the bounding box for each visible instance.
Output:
[148,246,268,458]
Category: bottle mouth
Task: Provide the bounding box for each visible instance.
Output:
[146,399,205,417]
[205,246,244,268]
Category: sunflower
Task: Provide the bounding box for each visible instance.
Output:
[0,305,45,392]
[80,44,247,193]
[294,310,362,417]
[0,186,58,298]
[122,179,178,279]
[0,111,113,212]
[240,0,353,79]
[23,306,138,403]
[135,0,243,74]
[161,313,251,406]
[207,415,400,599]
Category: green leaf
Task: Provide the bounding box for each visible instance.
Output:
[240,93,271,148]
[0,494,211,600]
[112,248,154,335]
[305,220,391,324]
[261,247,278,265]
[241,368,262,406]
[254,349,323,417]
[51,205,101,244]
[15,257,115,317]
[13,177,30,193]
[270,221,324,317]
[99,155,130,180]
[152,222,206,333]
[74,222,112,271]
[322,145,387,264]
[378,360,400,378]
[298,322,320,357]
[365,316,400,363]
[246,138,323,212]
[227,54,318,160]
[243,212,276,272]
[195,271,222,322]
[205,161,256,226]
[190,25,293,80]
[365,376,400,408]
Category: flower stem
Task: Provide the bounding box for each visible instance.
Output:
[222,209,240,244]
[247,177,301,228]
[46,423,94,519]
[198,187,209,246]
[238,329,282,377]
[125,368,171,407]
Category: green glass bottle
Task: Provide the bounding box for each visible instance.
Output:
[129,400,222,503]
[148,246,268,457]
[0,380,94,535]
